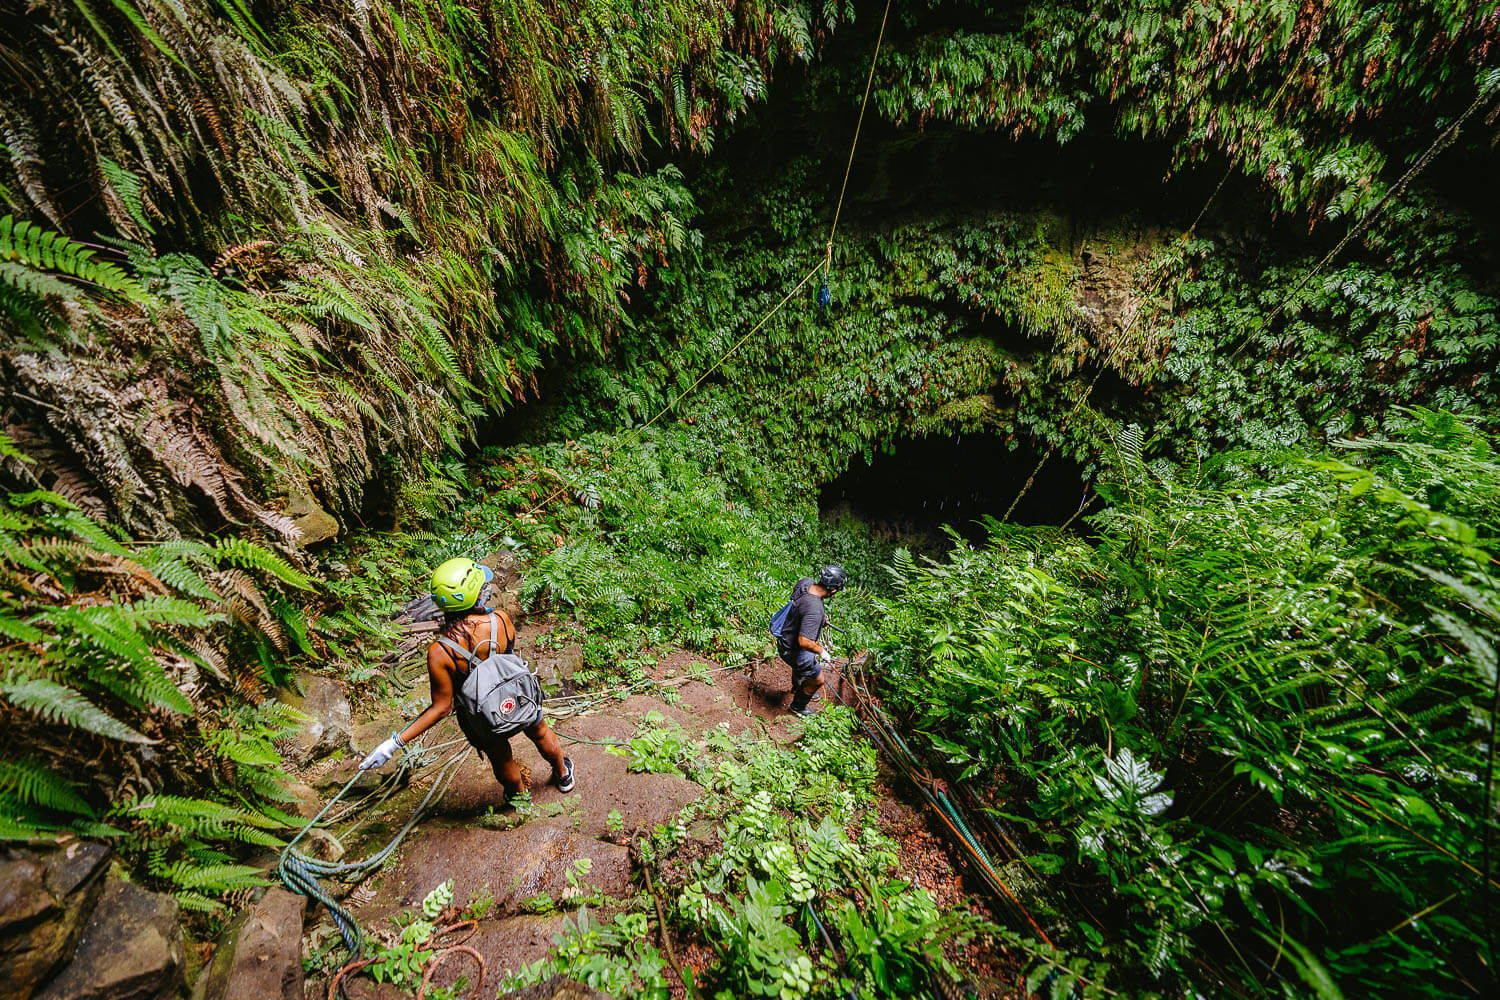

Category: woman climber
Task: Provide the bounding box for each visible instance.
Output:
[358,557,575,802]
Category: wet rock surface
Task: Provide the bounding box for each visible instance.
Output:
[196,889,306,1000]
[0,841,112,1000]
[365,822,631,918]
[282,674,356,766]
[303,646,808,999]
[35,877,183,1000]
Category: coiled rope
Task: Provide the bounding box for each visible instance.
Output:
[278,741,472,965]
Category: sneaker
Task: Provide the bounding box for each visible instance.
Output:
[790,693,820,717]
[553,757,575,793]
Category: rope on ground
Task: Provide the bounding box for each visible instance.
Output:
[823,657,1056,948]
[416,945,485,1000]
[279,742,472,973]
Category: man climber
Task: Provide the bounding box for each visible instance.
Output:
[359,557,575,802]
[776,565,847,716]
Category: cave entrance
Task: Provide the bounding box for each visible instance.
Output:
[819,433,1092,548]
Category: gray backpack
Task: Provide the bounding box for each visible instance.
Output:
[439,614,544,746]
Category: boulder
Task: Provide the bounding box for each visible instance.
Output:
[278,781,322,820]
[532,644,582,689]
[280,490,338,548]
[195,889,305,1000]
[280,674,354,766]
[35,877,183,1000]
[0,842,112,1000]
[476,549,525,590]
[490,589,526,627]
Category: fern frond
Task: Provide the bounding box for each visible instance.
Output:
[0,111,61,225]
[0,758,93,815]
[160,860,265,892]
[98,156,154,235]
[213,537,311,589]
[0,259,77,300]
[0,676,151,743]
[0,215,142,299]
[123,794,253,835]
[0,614,45,644]
[46,604,157,670]
[172,890,227,914]
[0,808,60,841]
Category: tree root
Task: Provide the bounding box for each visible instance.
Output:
[327,958,372,1000]
[417,945,485,1000]
[635,831,696,1000]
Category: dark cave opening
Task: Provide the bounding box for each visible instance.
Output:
[819,432,1093,549]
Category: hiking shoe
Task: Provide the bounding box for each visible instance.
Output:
[554,757,575,793]
[790,695,821,717]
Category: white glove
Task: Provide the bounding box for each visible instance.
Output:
[359,734,403,771]
[819,648,832,664]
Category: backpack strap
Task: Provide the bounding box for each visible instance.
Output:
[437,636,481,673]
[439,612,517,672]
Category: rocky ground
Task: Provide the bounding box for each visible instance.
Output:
[276,621,1029,1000]
[4,573,1024,1000]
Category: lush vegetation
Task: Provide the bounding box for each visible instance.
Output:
[0,0,837,539]
[3,0,1499,997]
[504,707,985,1000]
[0,430,314,911]
[874,410,1499,996]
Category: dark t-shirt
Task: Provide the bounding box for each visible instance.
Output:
[778,577,825,657]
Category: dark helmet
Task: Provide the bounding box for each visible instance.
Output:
[818,565,847,593]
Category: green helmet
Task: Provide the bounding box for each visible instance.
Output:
[430,557,493,613]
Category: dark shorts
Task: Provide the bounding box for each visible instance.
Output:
[780,647,822,686]
[466,711,545,759]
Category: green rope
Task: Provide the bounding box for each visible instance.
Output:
[277,662,737,969]
[277,743,470,964]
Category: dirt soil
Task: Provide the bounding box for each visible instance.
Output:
[293,637,1024,999]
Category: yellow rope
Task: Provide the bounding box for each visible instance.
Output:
[632,263,824,436]
[447,8,898,558]
[1229,86,1493,359]
[825,0,894,275]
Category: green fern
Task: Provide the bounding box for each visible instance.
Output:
[98,156,154,234]
[121,794,278,838]
[0,758,93,816]
[213,537,312,590]
[0,215,141,298]
[160,860,266,892]
[0,676,151,743]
